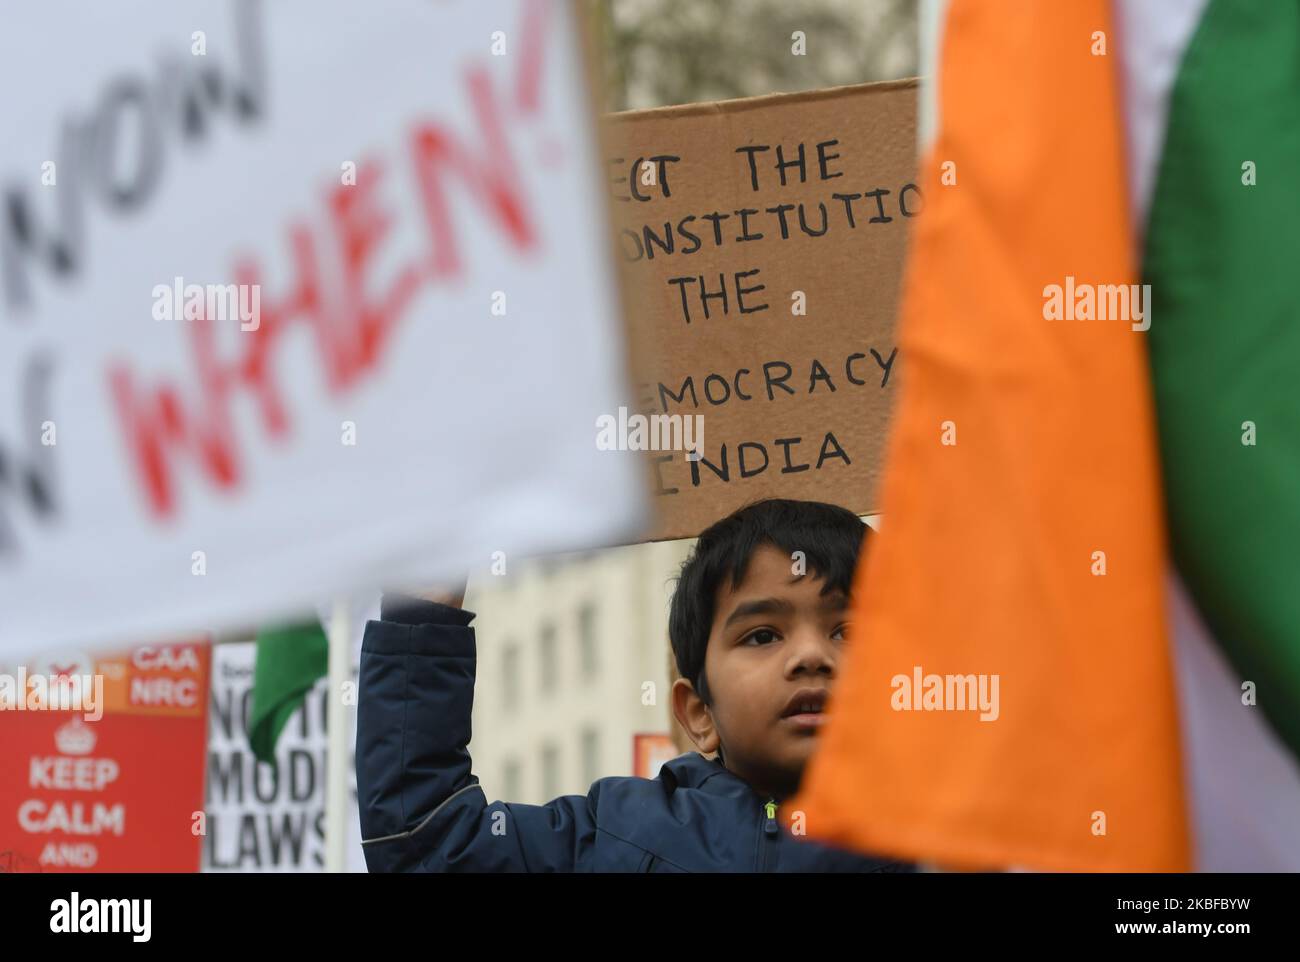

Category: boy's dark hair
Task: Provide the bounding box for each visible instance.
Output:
[668,499,868,707]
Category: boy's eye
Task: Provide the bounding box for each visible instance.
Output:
[831,623,852,642]
[742,628,780,646]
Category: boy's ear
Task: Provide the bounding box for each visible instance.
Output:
[671,677,720,755]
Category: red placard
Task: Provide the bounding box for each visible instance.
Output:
[633,733,679,780]
[0,641,209,872]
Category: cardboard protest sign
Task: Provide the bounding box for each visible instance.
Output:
[0,0,645,655]
[603,80,917,540]
[0,641,210,871]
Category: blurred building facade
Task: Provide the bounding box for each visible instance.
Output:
[464,539,693,804]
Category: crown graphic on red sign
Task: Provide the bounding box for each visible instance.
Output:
[54,717,96,756]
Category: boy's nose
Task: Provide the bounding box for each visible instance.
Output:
[784,630,836,678]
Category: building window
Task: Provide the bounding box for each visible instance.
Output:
[578,604,598,682]
[503,758,522,802]
[539,622,557,695]
[541,742,560,800]
[580,727,600,786]
[503,643,520,712]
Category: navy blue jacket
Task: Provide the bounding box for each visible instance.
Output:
[356,595,911,872]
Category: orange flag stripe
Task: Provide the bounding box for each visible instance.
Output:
[788,0,1190,871]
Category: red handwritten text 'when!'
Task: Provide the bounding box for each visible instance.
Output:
[110,5,552,520]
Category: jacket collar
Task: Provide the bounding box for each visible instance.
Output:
[658,751,762,798]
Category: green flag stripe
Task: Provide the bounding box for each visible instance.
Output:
[249,621,329,764]
[1144,0,1300,756]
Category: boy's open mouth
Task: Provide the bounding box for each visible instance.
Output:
[780,687,829,729]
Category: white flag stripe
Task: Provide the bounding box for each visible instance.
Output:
[1169,572,1300,870]
[1112,0,1210,232]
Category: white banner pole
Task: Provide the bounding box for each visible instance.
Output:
[324,597,352,873]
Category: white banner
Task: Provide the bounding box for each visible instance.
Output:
[0,0,645,654]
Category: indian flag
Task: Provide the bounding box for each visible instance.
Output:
[789,0,1300,871]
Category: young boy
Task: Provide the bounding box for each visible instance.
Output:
[356,498,910,872]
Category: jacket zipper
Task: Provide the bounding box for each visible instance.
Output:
[758,799,779,871]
